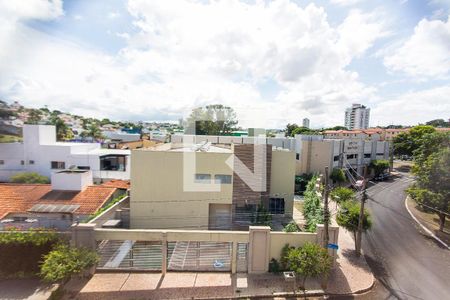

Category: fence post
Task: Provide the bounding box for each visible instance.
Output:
[248,226,271,273]
[162,232,167,275]
[231,241,238,274]
[71,223,96,250]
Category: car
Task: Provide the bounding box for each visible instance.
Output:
[374,173,390,181]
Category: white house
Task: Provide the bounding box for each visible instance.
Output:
[0,125,130,182]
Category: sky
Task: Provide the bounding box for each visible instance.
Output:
[0,0,449,129]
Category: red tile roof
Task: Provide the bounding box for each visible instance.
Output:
[101,179,130,190]
[0,184,117,219]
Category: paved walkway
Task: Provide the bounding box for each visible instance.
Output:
[64,272,324,299]
[0,279,58,300]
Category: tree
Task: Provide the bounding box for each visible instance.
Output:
[393,125,436,156]
[186,104,238,135]
[285,123,299,137]
[369,159,390,177]
[291,126,320,136]
[81,123,104,140]
[26,109,42,124]
[285,242,332,289]
[252,204,272,226]
[330,187,355,203]
[329,168,346,185]
[48,116,73,141]
[302,175,324,232]
[10,172,50,184]
[426,118,449,128]
[409,146,450,231]
[283,221,300,232]
[336,200,372,249]
[324,126,348,131]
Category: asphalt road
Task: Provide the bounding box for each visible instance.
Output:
[360,173,450,300]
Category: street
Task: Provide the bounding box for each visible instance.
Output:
[360,173,450,300]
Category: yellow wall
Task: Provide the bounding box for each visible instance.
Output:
[269,232,317,260]
[298,140,333,175]
[130,149,233,229]
[270,150,295,217]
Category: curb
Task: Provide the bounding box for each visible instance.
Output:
[404,196,450,250]
[326,277,375,297]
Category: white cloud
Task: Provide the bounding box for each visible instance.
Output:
[0,0,388,128]
[371,85,450,126]
[330,0,364,6]
[108,11,120,19]
[384,16,450,78]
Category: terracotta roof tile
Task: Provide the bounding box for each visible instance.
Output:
[101,180,130,190]
[0,184,117,218]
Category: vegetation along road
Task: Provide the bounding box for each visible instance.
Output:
[361,173,450,300]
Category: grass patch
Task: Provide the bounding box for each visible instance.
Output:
[0,134,22,143]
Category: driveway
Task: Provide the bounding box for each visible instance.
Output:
[0,279,57,300]
[360,174,450,299]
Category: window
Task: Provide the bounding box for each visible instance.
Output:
[214,174,232,184]
[13,217,27,222]
[333,155,339,162]
[195,173,211,183]
[0,160,4,165]
[346,154,354,159]
[29,160,35,165]
[296,153,300,160]
[100,155,126,171]
[77,166,90,170]
[269,198,285,214]
[364,153,371,158]
[20,160,25,165]
[376,153,385,156]
[51,161,65,169]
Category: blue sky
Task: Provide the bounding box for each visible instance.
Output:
[0,0,449,128]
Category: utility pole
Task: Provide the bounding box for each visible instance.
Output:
[323,166,330,248]
[355,166,368,257]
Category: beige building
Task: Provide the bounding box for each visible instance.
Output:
[130,141,295,230]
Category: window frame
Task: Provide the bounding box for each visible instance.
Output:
[195,173,211,183]
[214,174,232,184]
[269,197,285,214]
[51,161,65,169]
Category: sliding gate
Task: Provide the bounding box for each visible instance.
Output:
[97,240,248,273]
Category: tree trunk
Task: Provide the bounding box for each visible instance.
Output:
[353,231,357,250]
[438,213,446,232]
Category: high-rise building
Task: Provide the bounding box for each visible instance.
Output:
[345,104,370,129]
[302,118,310,129]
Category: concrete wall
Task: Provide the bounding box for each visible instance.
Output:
[269,231,317,260]
[51,170,93,191]
[130,149,234,229]
[270,150,295,217]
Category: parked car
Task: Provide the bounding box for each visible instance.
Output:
[374,173,390,181]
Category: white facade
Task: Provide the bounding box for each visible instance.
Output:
[302,118,310,128]
[345,104,370,130]
[0,125,130,182]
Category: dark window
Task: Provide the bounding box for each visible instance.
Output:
[346,154,354,159]
[296,153,300,160]
[100,155,126,171]
[20,160,25,165]
[0,160,4,165]
[29,160,35,165]
[51,161,65,169]
[364,153,371,158]
[195,173,211,183]
[214,174,232,184]
[269,198,285,214]
[376,153,385,156]
[333,155,339,162]
[77,166,90,170]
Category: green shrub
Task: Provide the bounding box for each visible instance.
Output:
[280,243,294,271]
[269,258,281,273]
[330,168,346,184]
[330,187,355,203]
[0,228,60,278]
[369,159,390,176]
[302,175,324,232]
[251,204,272,226]
[84,193,126,222]
[283,221,301,232]
[40,244,99,283]
[10,172,50,184]
[285,242,332,289]
[336,200,372,249]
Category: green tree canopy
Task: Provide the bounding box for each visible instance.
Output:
[369,159,390,177]
[330,168,346,184]
[81,123,104,140]
[336,200,372,250]
[393,125,436,156]
[186,104,238,135]
[10,172,50,184]
[48,116,73,141]
[330,187,355,203]
[26,109,42,125]
[425,118,449,128]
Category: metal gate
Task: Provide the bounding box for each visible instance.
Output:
[97,240,162,270]
[236,243,248,273]
[167,241,232,272]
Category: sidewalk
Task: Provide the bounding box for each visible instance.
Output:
[64,272,324,299]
